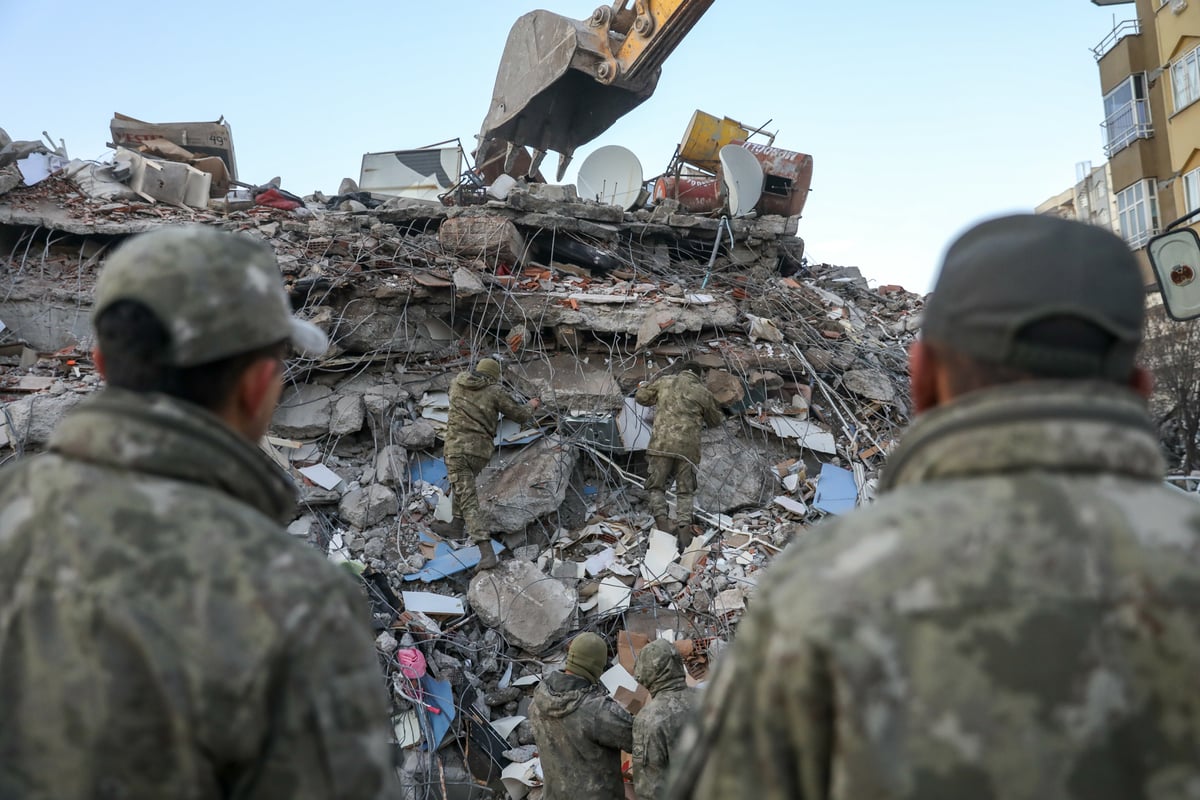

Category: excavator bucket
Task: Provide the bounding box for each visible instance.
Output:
[478,1,715,180]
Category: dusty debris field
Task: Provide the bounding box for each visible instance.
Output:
[0,172,921,796]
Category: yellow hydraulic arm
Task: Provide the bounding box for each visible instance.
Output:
[476,0,716,181]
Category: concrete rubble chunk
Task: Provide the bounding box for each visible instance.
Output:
[452,267,485,297]
[339,484,398,529]
[697,438,776,514]
[842,368,897,403]
[272,383,333,439]
[375,444,408,488]
[329,394,366,435]
[477,436,577,534]
[468,559,577,654]
[0,392,86,449]
[394,419,438,450]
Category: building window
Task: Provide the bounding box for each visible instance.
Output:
[1103,74,1152,156]
[1117,180,1160,248]
[1172,44,1200,112]
[1184,167,1200,213]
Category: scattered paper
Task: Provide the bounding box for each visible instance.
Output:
[684,293,715,304]
[600,663,640,697]
[489,715,526,740]
[680,532,713,572]
[511,674,542,687]
[596,576,632,614]
[401,591,465,617]
[299,463,343,490]
[640,529,679,586]
[394,711,422,748]
[501,759,543,800]
[773,495,808,515]
[584,546,616,577]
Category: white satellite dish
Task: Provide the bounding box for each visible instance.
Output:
[577,145,644,210]
[719,144,764,217]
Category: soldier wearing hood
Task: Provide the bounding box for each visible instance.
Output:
[530,632,634,800]
[442,357,539,570]
[634,362,723,544]
[633,640,695,800]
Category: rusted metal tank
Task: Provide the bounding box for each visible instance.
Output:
[733,141,813,218]
[653,174,722,213]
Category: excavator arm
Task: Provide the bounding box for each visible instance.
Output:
[476,0,715,182]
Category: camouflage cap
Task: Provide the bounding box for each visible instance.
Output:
[922,214,1145,380]
[93,226,328,367]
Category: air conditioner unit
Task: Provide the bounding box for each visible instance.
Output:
[1171,0,1187,15]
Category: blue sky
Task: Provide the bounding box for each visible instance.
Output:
[1,1,1129,291]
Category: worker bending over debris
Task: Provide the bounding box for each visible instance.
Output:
[633,640,696,800]
[530,632,634,800]
[442,356,540,571]
[0,227,396,799]
[666,215,1200,799]
[636,362,723,546]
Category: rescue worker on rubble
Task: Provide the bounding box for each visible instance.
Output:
[0,227,397,800]
[530,632,634,800]
[635,362,723,546]
[441,356,540,571]
[665,214,1200,800]
[633,640,695,800]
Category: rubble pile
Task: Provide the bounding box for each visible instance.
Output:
[0,143,923,797]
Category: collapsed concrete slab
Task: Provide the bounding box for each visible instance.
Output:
[510,354,624,412]
[467,559,577,654]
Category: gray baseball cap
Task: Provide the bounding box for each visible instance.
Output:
[93,225,328,367]
[922,214,1145,380]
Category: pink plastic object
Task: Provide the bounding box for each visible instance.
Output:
[396,648,427,680]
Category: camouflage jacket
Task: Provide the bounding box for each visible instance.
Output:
[530,669,634,800]
[634,642,696,800]
[0,389,396,800]
[668,382,1200,800]
[635,372,722,463]
[444,370,533,460]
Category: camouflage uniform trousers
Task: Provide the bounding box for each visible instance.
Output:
[645,453,697,523]
[445,452,490,543]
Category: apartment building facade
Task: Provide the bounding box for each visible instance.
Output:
[1092,0,1200,251]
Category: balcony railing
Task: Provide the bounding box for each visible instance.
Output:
[1102,99,1153,157]
[1092,18,1140,60]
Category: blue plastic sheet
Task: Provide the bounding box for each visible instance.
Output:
[813,463,857,515]
[408,454,450,492]
[404,540,508,582]
[418,675,456,749]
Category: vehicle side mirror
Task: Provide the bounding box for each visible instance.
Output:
[1149,227,1200,320]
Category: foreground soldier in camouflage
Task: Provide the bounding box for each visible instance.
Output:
[442,356,539,570]
[635,363,722,544]
[633,640,695,800]
[530,632,634,800]
[0,227,397,799]
[667,215,1200,799]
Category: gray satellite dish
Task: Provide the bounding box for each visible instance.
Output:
[577,145,644,210]
[719,144,764,217]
